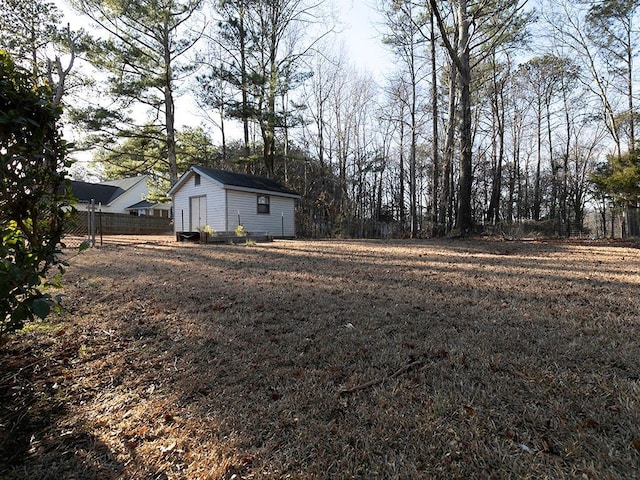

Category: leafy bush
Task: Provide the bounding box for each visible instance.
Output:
[0,51,73,341]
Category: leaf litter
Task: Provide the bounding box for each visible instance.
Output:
[1,236,639,479]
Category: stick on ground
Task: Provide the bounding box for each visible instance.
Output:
[336,360,424,397]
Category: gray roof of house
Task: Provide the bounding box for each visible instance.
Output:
[126,200,155,210]
[68,180,124,204]
[193,166,300,197]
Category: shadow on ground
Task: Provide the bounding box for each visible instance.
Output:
[3,238,640,479]
[0,331,124,480]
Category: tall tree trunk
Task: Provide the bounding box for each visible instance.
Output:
[399,117,406,231]
[457,0,473,234]
[440,65,456,233]
[430,6,440,236]
[220,107,227,163]
[430,0,473,234]
[562,85,571,235]
[163,28,178,185]
[546,94,557,222]
[260,23,278,178]
[410,78,418,237]
[239,2,251,159]
[281,90,290,183]
[534,97,542,221]
[627,24,635,150]
[487,56,505,226]
[165,87,178,185]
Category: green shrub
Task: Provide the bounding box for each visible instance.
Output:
[0,51,73,341]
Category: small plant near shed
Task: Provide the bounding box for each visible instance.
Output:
[235,225,246,237]
[199,225,216,243]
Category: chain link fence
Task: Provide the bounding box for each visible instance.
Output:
[63,203,173,249]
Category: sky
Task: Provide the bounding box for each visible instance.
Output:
[334,0,393,79]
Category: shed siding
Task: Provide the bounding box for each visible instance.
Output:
[171,173,226,233]
[226,190,296,237]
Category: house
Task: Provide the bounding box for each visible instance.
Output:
[168,166,301,238]
[68,175,171,218]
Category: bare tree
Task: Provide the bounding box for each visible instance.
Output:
[381,0,430,236]
[384,77,409,231]
[585,0,638,151]
[543,0,624,158]
[484,53,509,225]
[429,0,531,233]
[301,45,348,234]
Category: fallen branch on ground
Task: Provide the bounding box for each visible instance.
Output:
[336,360,424,397]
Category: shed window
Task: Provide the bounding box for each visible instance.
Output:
[257,195,270,214]
[194,173,201,186]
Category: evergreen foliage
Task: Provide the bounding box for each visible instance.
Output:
[71,0,204,185]
[95,126,220,199]
[591,150,640,207]
[0,51,73,340]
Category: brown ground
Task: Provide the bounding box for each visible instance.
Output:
[1,236,639,479]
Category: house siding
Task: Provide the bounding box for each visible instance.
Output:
[226,190,296,237]
[73,181,147,214]
[171,173,226,233]
[107,179,148,212]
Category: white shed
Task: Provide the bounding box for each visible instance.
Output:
[168,166,301,239]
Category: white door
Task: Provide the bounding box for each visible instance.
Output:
[190,196,206,231]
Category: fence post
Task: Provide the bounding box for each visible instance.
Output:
[98,202,103,246]
[90,199,96,247]
[86,202,92,246]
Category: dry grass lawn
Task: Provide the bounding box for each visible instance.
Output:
[1,237,639,479]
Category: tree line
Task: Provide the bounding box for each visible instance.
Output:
[1,0,639,238]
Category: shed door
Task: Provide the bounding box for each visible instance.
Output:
[190,195,206,231]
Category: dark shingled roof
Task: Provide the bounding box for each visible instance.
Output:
[126,200,155,210]
[68,180,124,204]
[193,166,300,197]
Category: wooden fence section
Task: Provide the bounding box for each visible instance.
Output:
[67,210,173,236]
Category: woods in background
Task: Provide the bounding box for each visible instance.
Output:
[2,0,639,238]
